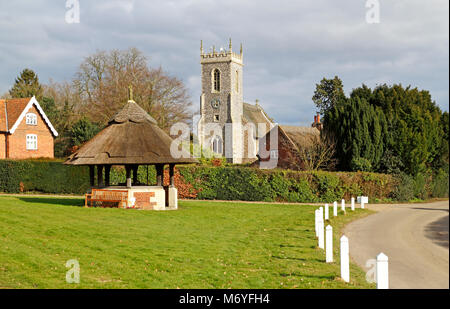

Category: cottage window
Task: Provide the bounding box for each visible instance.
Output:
[26,113,37,125]
[211,135,223,154]
[213,69,220,92]
[26,134,38,150]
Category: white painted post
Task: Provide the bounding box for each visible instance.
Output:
[319,206,323,221]
[318,218,324,249]
[376,253,389,289]
[333,201,338,217]
[341,199,345,211]
[340,235,350,282]
[325,203,329,220]
[361,200,365,209]
[315,209,319,237]
[351,197,355,211]
[326,225,333,263]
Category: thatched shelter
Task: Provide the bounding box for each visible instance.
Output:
[64,89,197,209]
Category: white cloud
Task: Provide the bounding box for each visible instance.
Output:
[0,0,448,119]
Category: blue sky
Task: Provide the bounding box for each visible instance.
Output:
[0,0,448,126]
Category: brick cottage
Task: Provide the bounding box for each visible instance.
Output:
[0,96,58,159]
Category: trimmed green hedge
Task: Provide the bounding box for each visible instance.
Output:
[0,160,447,202]
[0,160,91,194]
[178,166,396,202]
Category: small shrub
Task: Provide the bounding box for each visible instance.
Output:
[350,157,372,172]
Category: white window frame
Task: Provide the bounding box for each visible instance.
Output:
[26,134,38,150]
[26,113,37,125]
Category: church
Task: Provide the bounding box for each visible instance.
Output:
[197,39,320,170]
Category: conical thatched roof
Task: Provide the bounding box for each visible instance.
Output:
[64,101,197,165]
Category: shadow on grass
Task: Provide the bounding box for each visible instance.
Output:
[271,255,324,263]
[279,272,336,280]
[17,197,85,207]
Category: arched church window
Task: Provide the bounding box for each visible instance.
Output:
[211,135,223,154]
[213,69,220,92]
[235,70,239,93]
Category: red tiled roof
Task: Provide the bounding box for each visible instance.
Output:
[0,98,33,132]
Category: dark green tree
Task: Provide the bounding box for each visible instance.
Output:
[312,76,346,115]
[9,69,43,100]
[324,96,387,171]
[70,117,101,147]
[347,84,445,175]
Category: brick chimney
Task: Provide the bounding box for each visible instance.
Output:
[312,113,322,130]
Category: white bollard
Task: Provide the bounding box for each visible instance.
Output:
[318,218,324,249]
[333,201,338,217]
[326,225,333,263]
[315,209,319,237]
[376,253,389,289]
[351,197,355,211]
[325,203,329,220]
[341,199,345,211]
[340,235,350,282]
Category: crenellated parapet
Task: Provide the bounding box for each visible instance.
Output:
[200,39,243,64]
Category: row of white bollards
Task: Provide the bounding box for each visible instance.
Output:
[314,197,388,288]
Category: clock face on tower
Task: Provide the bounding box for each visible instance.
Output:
[210,98,220,109]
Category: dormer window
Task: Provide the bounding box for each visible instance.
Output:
[26,113,37,125]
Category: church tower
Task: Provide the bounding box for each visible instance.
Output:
[198,39,244,163]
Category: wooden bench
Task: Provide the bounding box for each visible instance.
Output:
[85,189,129,208]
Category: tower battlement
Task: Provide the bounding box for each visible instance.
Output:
[200,39,243,64]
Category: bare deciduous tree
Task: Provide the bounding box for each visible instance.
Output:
[73,48,192,130]
[298,134,337,171]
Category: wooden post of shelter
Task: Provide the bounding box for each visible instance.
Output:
[125,165,132,188]
[97,165,104,187]
[89,166,95,187]
[169,164,175,187]
[105,165,111,187]
[132,165,139,185]
[156,164,164,186]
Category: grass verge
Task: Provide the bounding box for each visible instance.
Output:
[0,196,374,289]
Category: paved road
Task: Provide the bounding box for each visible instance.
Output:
[344,200,449,289]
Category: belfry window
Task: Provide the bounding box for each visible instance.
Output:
[211,135,223,154]
[235,70,239,93]
[213,69,220,92]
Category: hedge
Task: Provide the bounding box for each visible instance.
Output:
[0,160,91,194]
[176,166,396,202]
[0,160,447,202]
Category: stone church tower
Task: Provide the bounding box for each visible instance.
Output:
[197,39,244,163]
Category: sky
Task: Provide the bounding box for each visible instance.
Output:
[0,0,448,126]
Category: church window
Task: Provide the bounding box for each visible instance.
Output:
[211,135,223,154]
[270,149,279,159]
[213,69,220,92]
[214,114,220,122]
[235,70,239,93]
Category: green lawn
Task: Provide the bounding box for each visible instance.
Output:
[0,195,375,289]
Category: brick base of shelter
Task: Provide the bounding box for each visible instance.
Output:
[88,186,177,210]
